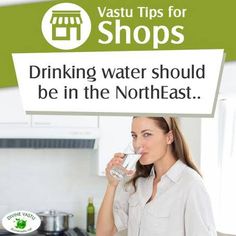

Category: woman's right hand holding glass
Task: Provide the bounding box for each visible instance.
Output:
[105,153,125,186]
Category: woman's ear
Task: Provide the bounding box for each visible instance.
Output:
[167,130,174,144]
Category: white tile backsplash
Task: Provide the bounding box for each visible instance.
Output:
[0,149,107,230]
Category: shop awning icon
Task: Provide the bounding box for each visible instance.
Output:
[50,10,83,40]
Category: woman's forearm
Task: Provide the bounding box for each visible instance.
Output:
[96,184,118,236]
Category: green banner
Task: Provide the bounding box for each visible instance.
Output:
[0,0,235,87]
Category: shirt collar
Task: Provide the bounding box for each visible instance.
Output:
[149,159,187,183]
[165,160,186,183]
[150,166,155,177]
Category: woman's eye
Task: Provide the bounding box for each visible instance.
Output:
[131,134,137,139]
[143,133,152,137]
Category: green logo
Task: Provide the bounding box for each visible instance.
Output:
[15,218,27,229]
[2,210,41,234]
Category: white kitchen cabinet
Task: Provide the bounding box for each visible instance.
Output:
[98,116,132,176]
[32,115,98,128]
[0,87,31,127]
[0,87,98,131]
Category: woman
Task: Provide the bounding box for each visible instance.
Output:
[96,117,216,236]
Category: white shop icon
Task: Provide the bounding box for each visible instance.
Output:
[50,10,82,41]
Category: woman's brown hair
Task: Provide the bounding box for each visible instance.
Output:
[128,117,201,191]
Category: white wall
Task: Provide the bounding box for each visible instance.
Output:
[0,149,107,230]
[180,118,201,167]
[220,61,236,96]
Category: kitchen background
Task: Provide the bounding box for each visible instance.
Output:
[0,115,201,234]
[0,1,236,236]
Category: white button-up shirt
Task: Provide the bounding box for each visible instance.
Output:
[113,160,216,236]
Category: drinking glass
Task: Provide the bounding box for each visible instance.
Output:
[109,143,142,181]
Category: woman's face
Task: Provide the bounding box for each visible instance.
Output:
[131,117,169,165]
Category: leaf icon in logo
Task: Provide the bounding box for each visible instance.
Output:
[15,218,27,229]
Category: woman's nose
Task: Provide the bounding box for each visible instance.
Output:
[133,138,144,153]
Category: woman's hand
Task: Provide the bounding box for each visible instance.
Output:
[105,153,125,187]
